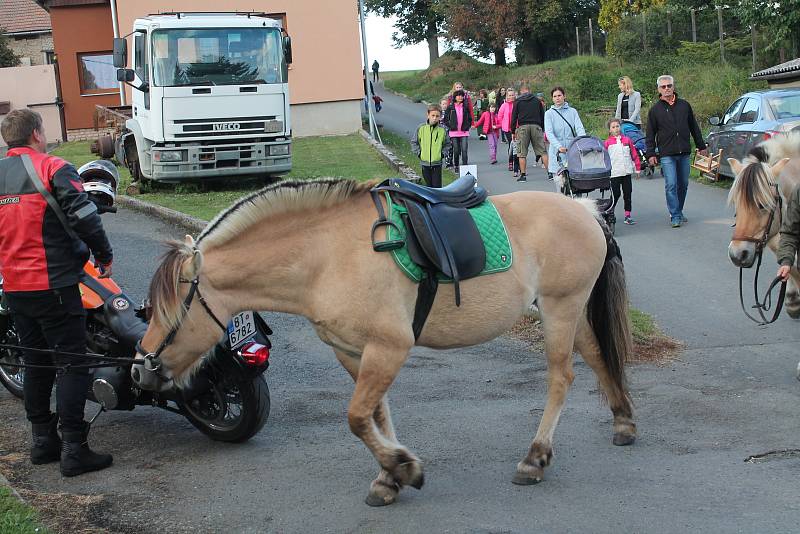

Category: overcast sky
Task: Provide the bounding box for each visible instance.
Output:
[363,14,515,72]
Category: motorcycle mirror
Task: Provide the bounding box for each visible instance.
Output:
[92,378,119,410]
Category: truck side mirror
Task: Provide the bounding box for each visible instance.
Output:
[116,69,135,83]
[282,35,292,65]
[113,38,128,68]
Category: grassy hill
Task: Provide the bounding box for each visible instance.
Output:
[384,52,767,136]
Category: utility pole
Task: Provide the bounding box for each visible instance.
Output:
[589,18,594,56]
[576,26,580,55]
[357,0,378,142]
[717,5,725,63]
[690,9,697,43]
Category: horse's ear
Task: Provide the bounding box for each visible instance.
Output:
[180,248,203,280]
[728,158,744,176]
[771,157,791,178]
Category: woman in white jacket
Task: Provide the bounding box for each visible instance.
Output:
[615,76,641,126]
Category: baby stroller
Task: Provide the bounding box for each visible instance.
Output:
[621,122,656,177]
[556,135,616,233]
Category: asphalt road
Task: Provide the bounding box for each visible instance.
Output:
[1,87,799,533]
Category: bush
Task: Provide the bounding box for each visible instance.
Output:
[676,37,753,67]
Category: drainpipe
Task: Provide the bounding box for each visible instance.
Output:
[109,0,126,106]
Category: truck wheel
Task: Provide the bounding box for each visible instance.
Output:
[98,135,115,159]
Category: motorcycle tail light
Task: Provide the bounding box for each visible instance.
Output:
[237,342,270,366]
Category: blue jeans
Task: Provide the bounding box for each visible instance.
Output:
[660,154,690,222]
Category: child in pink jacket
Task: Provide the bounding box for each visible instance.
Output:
[473,103,501,163]
[604,118,642,225]
[496,90,518,174]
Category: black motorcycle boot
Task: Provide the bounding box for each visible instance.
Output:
[60,426,113,477]
[30,414,61,465]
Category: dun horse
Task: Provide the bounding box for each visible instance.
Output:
[135,179,636,506]
[728,133,800,317]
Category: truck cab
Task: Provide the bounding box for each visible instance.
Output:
[114,12,292,183]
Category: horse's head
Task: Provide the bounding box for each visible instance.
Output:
[727,156,790,268]
[133,235,227,391]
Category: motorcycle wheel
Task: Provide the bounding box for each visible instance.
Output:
[178,374,270,443]
[0,319,25,399]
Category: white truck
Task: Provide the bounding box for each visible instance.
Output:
[110,12,292,185]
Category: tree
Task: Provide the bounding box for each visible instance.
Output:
[365,1,445,65]
[0,29,21,68]
[441,0,519,65]
[598,0,664,57]
[733,0,800,56]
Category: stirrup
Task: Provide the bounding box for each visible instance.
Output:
[371,219,405,252]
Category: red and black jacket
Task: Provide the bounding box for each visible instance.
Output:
[0,147,113,292]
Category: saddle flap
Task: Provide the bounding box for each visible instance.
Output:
[405,201,451,276]
[427,203,486,280]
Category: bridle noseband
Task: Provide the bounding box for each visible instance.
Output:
[736,184,787,326]
[134,274,227,381]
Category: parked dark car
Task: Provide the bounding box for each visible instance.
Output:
[706,88,800,178]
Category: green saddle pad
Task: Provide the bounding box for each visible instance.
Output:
[385,196,513,283]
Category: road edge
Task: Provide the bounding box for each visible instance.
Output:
[0,470,25,503]
[358,129,421,182]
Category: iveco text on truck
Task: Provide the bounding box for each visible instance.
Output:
[111,12,292,184]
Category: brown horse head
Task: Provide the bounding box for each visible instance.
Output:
[727,156,789,268]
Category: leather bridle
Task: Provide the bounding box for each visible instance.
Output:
[134,274,227,381]
[736,185,787,326]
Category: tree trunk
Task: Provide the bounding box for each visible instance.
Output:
[426,17,439,65]
[516,35,546,65]
[494,47,506,66]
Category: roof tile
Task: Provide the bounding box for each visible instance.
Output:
[751,58,800,79]
[0,0,52,34]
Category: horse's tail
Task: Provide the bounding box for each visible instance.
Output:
[587,221,632,399]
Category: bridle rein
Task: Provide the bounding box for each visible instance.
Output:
[134,274,227,382]
[736,184,787,326]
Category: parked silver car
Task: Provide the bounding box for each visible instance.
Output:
[706,88,800,178]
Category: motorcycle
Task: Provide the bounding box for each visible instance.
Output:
[0,160,273,443]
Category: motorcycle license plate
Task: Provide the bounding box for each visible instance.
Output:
[227,311,256,349]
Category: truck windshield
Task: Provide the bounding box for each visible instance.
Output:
[151,28,285,87]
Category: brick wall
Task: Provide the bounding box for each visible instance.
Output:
[66,127,115,142]
[8,33,53,66]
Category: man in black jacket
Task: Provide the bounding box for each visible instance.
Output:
[511,86,547,183]
[646,75,708,227]
[0,109,114,476]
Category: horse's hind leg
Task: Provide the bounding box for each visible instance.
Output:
[573,315,636,445]
[336,349,424,506]
[513,295,580,486]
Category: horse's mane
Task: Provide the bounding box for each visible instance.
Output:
[147,178,375,330]
[727,132,800,213]
[197,178,375,250]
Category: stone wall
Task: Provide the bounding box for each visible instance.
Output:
[8,33,53,66]
[66,127,116,142]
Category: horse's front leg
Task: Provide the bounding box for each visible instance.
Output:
[513,295,579,485]
[347,342,423,503]
[333,349,402,506]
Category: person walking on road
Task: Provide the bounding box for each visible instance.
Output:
[371,59,380,82]
[0,109,115,477]
[511,85,547,183]
[496,89,519,175]
[645,74,707,228]
[615,76,642,127]
[473,103,501,164]
[411,105,451,188]
[544,86,586,180]
[444,90,473,170]
[604,118,641,225]
[446,81,474,119]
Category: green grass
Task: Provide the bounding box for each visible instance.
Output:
[51,134,398,221]
[0,487,51,534]
[381,70,423,81]
[629,307,658,343]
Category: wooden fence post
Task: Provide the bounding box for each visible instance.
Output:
[751,26,757,71]
[576,26,580,55]
[691,9,697,43]
[717,6,725,63]
[643,11,647,52]
[667,17,672,38]
[589,18,594,56]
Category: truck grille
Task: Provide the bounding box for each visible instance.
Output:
[171,116,283,138]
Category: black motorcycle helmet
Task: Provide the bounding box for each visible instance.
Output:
[77,159,118,207]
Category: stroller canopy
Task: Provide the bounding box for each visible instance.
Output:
[567,136,612,182]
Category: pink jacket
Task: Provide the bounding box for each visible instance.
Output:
[473,111,500,135]
[604,135,642,175]
[496,101,514,133]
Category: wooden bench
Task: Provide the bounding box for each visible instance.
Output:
[691,148,723,181]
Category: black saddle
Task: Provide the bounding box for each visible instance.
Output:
[370,176,489,340]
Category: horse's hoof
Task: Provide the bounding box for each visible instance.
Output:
[613,432,636,446]
[365,492,396,507]
[409,470,424,490]
[513,461,544,485]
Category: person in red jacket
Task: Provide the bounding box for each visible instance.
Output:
[0,109,114,476]
[604,118,642,225]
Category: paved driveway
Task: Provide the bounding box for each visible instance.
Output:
[0,89,798,533]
